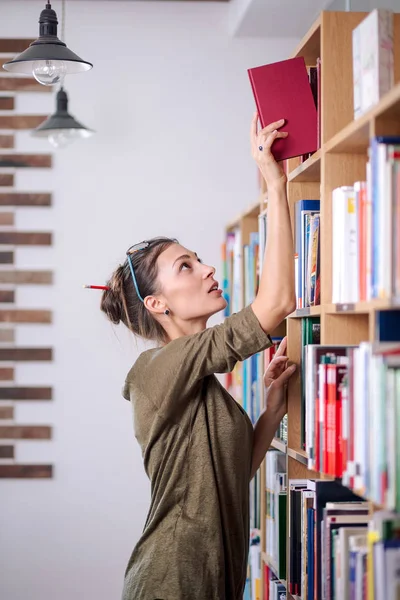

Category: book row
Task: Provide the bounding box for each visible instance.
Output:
[303,339,400,511]
[265,450,400,600]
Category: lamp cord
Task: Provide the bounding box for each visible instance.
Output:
[61,0,66,43]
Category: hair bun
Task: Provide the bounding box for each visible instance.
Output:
[100,266,125,325]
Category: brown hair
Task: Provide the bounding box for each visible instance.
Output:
[100,237,178,344]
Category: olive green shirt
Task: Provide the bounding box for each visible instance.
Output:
[121,305,272,600]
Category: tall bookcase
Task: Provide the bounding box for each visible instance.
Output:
[224,10,400,600]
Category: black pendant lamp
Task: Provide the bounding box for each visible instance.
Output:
[31,87,94,149]
[2,2,92,86]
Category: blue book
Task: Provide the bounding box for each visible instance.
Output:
[294,200,320,308]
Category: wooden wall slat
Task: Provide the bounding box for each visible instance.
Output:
[0,193,51,206]
[0,135,14,149]
[0,212,14,226]
[0,78,52,93]
[0,464,52,478]
[0,232,52,245]
[0,310,51,324]
[0,445,14,458]
[0,116,48,130]
[0,174,14,187]
[0,97,15,110]
[0,425,51,439]
[0,348,52,361]
[0,154,52,168]
[0,368,14,380]
[0,387,52,400]
[0,270,52,285]
[0,39,35,52]
[0,251,14,264]
[0,291,15,303]
[0,406,14,418]
[0,329,15,342]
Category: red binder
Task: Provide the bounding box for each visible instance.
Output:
[248,57,318,161]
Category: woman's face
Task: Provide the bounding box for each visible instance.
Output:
[155,243,227,321]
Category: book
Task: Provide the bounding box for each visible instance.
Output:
[352,9,394,116]
[248,57,318,161]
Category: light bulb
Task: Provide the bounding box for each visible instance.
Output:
[48,131,74,149]
[32,60,67,86]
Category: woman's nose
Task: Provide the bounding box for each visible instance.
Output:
[203,264,216,278]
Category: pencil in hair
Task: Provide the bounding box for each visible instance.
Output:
[83,285,110,291]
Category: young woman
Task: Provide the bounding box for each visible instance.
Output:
[100,114,296,600]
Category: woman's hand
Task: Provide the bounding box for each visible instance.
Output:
[250,113,288,190]
[264,337,296,421]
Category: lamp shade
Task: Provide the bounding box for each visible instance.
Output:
[31,87,94,148]
[2,2,92,76]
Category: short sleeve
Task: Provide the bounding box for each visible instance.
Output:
[124,305,272,409]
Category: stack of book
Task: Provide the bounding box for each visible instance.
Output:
[331,136,400,304]
[352,9,394,118]
[265,450,287,580]
[294,199,321,309]
[303,341,400,512]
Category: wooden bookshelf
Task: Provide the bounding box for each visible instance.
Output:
[224,10,400,600]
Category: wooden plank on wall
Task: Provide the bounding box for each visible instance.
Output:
[0,270,53,285]
[0,212,14,226]
[0,445,14,458]
[0,78,52,93]
[0,425,51,439]
[0,252,14,264]
[0,464,53,478]
[0,348,52,361]
[0,310,51,324]
[0,329,15,343]
[0,193,51,206]
[0,116,48,130]
[0,291,15,303]
[0,232,52,245]
[0,387,52,401]
[0,406,14,418]
[0,97,15,110]
[0,135,14,149]
[0,368,14,380]
[0,154,52,168]
[0,39,35,52]
[0,174,14,187]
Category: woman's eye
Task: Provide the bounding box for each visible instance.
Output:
[180,262,191,271]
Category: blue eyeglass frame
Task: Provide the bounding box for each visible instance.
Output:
[126,241,150,303]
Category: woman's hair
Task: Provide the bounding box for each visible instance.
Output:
[100,237,178,343]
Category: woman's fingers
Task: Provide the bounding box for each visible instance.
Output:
[259,118,285,137]
[274,337,288,357]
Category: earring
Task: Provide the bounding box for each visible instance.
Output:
[164,309,170,316]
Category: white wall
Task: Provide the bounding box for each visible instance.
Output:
[326,0,400,11]
[0,2,297,599]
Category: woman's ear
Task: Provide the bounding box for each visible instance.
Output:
[144,295,167,316]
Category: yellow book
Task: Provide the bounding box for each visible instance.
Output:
[367,530,379,600]
[255,578,261,600]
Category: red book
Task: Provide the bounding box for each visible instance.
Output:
[248,56,318,161]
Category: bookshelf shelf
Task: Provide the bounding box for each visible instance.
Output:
[288,149,321,182]
[288,305,321,318]
[325,299,400,314]
[270,437,287,453]
[224,10,400,599]
[325,81,400,154]
[287,447,308,466]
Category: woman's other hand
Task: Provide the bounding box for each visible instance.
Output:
[250,113,288,190]
[264,337,296,421]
